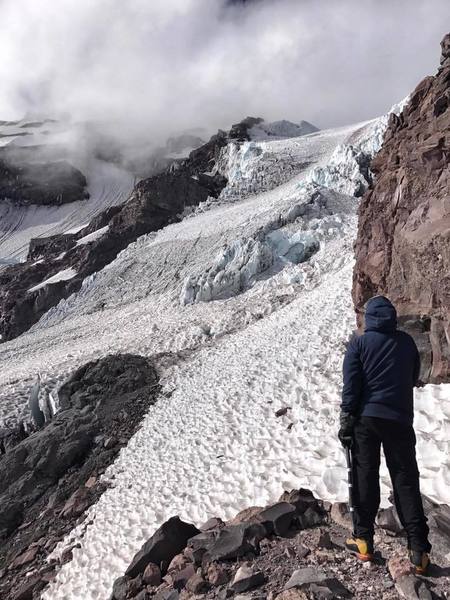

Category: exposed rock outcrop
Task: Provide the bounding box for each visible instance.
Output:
[353,33,450,382]
[0,154,88,206]
[0,354,160,600]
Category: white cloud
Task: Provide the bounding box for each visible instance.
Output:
[1,0,449,141]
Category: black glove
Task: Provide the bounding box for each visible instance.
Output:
[338,412,356,448]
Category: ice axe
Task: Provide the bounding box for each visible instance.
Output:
[345,445,356,533]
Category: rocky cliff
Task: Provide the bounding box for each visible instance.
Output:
[353,33,450,382]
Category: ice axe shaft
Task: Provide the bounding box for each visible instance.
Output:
[345,446,356,534]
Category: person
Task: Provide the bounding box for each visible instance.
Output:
[338,295,431,574]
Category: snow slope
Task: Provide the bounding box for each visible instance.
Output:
[0,108,448,599]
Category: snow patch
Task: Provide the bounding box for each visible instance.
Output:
[249,119,319,141]
[28,268,77,292]
[75,225,109,246]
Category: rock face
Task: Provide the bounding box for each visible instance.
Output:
[0,154,88,206]
[0,121,236,341]
[353,33,450,382]
[0,354,160,600]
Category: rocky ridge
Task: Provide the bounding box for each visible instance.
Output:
[0,354,161,600]
[353,32,450,382]
[107,489,450,600]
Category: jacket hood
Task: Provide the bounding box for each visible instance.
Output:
[364,296,397,333]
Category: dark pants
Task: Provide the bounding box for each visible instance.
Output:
[352,416,431,553]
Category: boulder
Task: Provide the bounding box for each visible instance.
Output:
[258,502,297,536]
[308,579,352,599]
[185,573,209,594]
[227,506,264,525]
[111,576,130,600]
[297,507,324,529]
[279,489,318,514]
[125,517,200,578]
[388,556,414,580]
[143,563,162,586]
[284,568,327,590]
[231,563,265,593]
[171,564,195,591]
[11,575,45,600]
[394,576,432,600]
[376,506,403,535]
[205,523,266,562]
[330,502,353,531]
[206,563,229,586]
[167,553,190,572]
[61,487,90,518]
[153,589,180,600]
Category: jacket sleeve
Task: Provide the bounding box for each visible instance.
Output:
[341,334,363,415]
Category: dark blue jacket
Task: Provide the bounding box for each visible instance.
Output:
[341,296,420,425]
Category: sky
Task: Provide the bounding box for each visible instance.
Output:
[1,0,449,142]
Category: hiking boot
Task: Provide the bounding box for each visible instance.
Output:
[345,537,374,562]
[409,549,430,575]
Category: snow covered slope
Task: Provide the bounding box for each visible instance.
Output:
[0,108,448,600]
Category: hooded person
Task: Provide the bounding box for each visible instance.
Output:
[338,295,431,573]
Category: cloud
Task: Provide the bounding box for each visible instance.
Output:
[1,0,449,143]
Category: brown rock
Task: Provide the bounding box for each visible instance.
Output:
[172,564,196,591]
[353,34,450,382]
[61,487,90,518]
[200,517,224,531]
[278,489,318,513]
[231,563,265,593]
[128,575,144,596]
[206,563,229,586]
[10,546,39,569]
[227,506,264,525]
[143,563,162,586]
[85,476,97,488]
[185,573,209,594]
[330,502,353,531]
[388,555,414,581]
[168,553,190,572]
